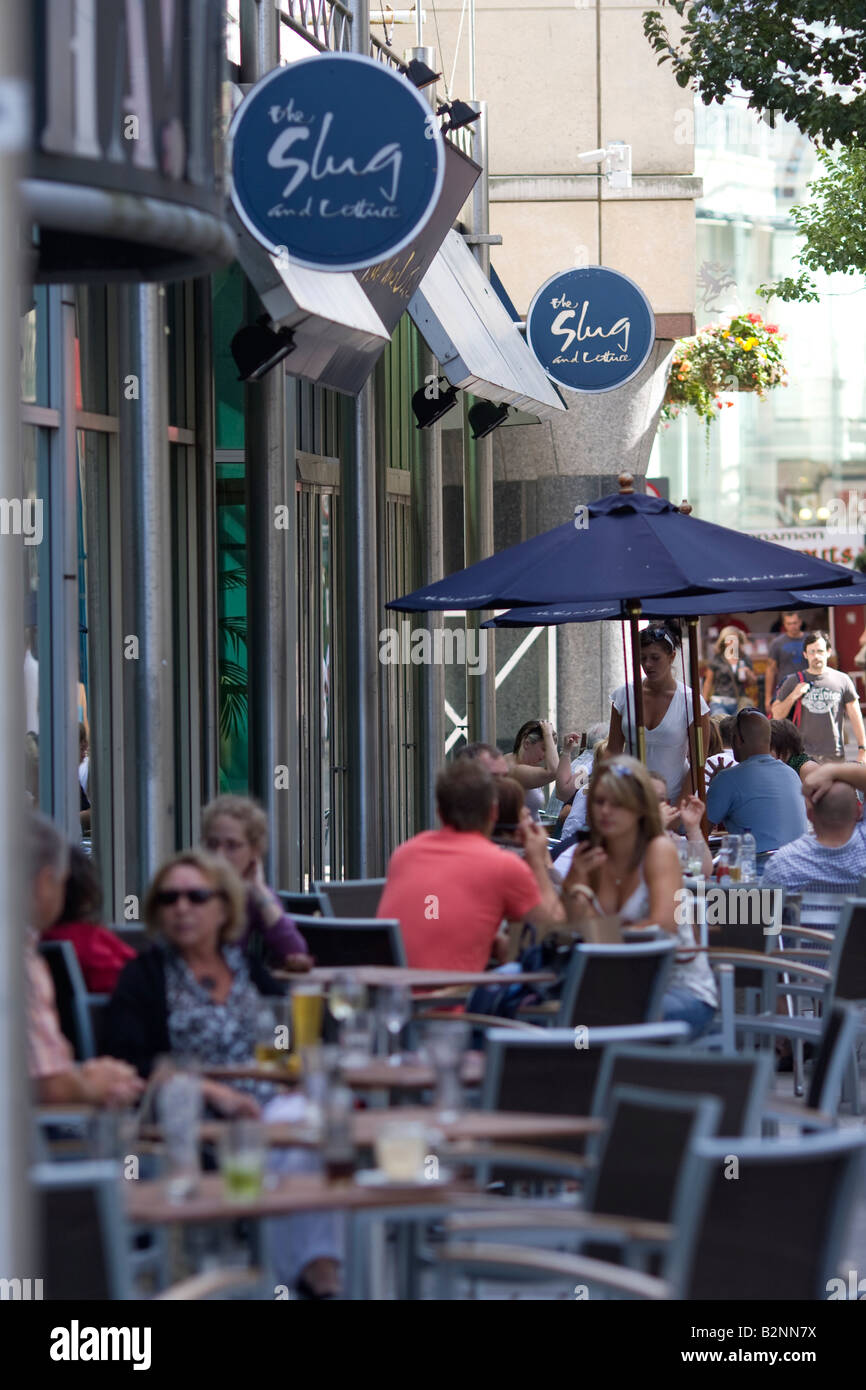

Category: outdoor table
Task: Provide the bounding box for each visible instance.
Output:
[142,1109,601,1150]
[275,966,556,990]
[202,1051,486,1094]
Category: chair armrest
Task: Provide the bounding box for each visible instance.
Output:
[783,927,833,944]
[154,1267,264,1300]
[763,1097,835,1130]
[84,993,111,1006]
[415,1011,547,1032]
[517,1000,559,1017]
[706,950,830,982]
[442,1207,672,1245]
[432,1242,670,1299]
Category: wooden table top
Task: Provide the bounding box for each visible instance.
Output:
[274,966,556,989]
[142,1109,601,1152]
[341,1052,485,1090]
[126,1171,470,1226]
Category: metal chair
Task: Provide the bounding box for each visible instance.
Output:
[591,1045,773,1138]
[288,913,405,967]
[38,940,98,1061]
[553,940,677,1029]
[481,1022,689,1157]
[108,922,150,955]
[434,1129,866,1301]
[313,878,386,920]
[277,892,322,919]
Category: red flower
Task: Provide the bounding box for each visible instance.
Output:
[747,312,762,324]
[766,324,779,334]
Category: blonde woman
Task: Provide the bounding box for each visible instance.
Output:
[104,850,283,1115]
[559,755,718,1039]
[702,626,755,716]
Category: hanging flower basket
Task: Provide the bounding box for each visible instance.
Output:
[660,311,788,432]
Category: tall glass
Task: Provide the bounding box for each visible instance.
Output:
[377,984,411,1066]
[291,981,324,1052]
[723,834,742,882]
[219,1120,266,1203]
[424,1020,470,1122]
[157,1069,202,1203]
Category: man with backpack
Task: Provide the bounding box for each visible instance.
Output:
[771,631,866,763]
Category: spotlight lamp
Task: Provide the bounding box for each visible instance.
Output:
[231,317,296,382]
[411,378,459,428]
[468,400,509,439]
[404,58,441,89]
[436,99,481,134]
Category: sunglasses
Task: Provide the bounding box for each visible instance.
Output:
[641,627,676,652]
[154,887,223,907]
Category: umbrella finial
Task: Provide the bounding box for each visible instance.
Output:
[618,472,635,494]
[679,499,693,515]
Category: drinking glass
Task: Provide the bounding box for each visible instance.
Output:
[378,985,411,1066]
[219,1120,266,1203]
[254,1003,280,1066]
[340,1009,375,1070]
[374,1119,428,1182]
[723,834,742,883]
[157,1069,202,1203]
[329,973,368,1025]
[291,981,324,1051]
[424,1020,470,1122]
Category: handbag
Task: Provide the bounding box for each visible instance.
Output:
[466,925,574,1020]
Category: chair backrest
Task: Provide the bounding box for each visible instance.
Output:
[314,879,386,920]
[591,1045,773,1138]
[558,940,676,1029]
[108,923,149,955]
[806,1001,862,1116]
[288,914,405,967]
[32,1159,132,1300]
[793,890,850,933]
[38,940,96,1060]
[277,893,323,919]
[668,1131,866,1300]
[481,1023,690,1153]
[584,1085,722,1226]
[827,899,866,1006]
[698,885,783,989]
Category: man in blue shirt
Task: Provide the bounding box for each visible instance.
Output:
[706,708,808,854]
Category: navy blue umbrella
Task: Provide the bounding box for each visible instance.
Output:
[482,582,866,627]
[388,488,861,613]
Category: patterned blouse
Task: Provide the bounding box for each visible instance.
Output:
[164,944,275,1103]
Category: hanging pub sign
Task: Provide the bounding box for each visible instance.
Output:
[230,53,446,274]
[526,266,655,393]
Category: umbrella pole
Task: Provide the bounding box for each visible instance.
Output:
[627,601,646,765]
[686,616,708,825]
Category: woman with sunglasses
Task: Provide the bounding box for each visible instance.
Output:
[607,623,710,810]
[104,850,286,1117]
[560,756,717,1039]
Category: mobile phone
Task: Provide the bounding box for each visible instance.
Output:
[574,827,592,844]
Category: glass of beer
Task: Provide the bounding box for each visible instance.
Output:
[254,1003,280,1066]
[292,981,324,1052]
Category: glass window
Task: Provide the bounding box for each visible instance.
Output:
[74,285,111,415]
[21,286,49,406]
[213,265,245,450]
[216,459,248,790]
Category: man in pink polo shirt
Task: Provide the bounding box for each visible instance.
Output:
[378,760,564,972]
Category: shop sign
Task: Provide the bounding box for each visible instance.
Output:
[748,526,861,570]
[526,266,655,393]
[230,53,445,273]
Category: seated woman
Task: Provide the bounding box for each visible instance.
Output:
[43,845,136,993]
[560,755,718,1040]
[505,720,581,821]
[201,795,312,971]
[490,776,529,850]
[769,718,819,783]
[104,850,341,1297]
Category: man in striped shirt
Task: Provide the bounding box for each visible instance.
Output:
[762,771,866,897]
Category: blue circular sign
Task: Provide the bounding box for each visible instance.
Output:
[526,267,655,393]
[229,54,446,273]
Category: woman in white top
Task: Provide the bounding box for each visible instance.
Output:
[562,754,718,1039]
[607,624,710,807]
